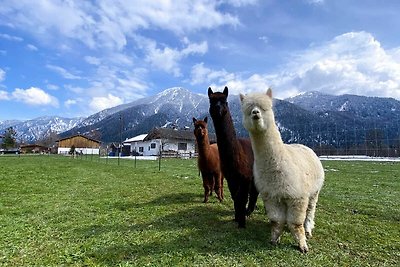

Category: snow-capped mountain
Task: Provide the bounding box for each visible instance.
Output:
[3,87,400,148]
[0,116,84,143]
[286,91,400,123]
[61,87,210,142]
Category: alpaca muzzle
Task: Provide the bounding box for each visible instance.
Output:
[252,108,261,120]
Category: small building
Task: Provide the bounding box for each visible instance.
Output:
[123,134,148,156]
[20,144,48,154]
[57,134,100,155]
[124,128,200,157]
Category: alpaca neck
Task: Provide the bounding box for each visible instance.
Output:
[250,118,284,159]
[196,134,211,157]
[213,111,239,155]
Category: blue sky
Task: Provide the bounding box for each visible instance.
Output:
[1,0,400,121]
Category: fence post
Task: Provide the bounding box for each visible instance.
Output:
[158,150,161,171]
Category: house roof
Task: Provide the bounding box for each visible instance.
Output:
[144,127,195,141]
[20,144,48,149]
[143,127,217,143]
[123,134,148,143]
[56,134,100,143]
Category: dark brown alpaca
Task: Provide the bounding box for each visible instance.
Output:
[208,86,258,228]
[193,117,224,203]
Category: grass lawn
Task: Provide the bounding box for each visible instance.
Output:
[0,155,399,266]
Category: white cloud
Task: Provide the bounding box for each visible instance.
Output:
[89,94,123,112]
[46,84,59,90]
[0,90,10,100]
[306,0,324,5]
[192,32,400,100]
[0,68,5,82]
[12,87,59,106]
[64,99,78,108]
[269,31,400,99]
[0,33,23,42]
[0,1,249,51]
[26,44,38,51]
[190,63,234,85]
[84,56,101,65]
[46,64,81,80]
[138,37,208,76]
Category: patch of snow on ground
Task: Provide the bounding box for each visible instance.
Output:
[319,155,400,162]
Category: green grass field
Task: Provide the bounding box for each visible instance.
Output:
[0,155,399,266]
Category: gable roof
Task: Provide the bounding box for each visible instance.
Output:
[124,134,148,143]
[144,127,195,141]
[144,127,216,143]
[56,134,100,144]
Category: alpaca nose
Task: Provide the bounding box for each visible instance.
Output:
[252,108,260,119]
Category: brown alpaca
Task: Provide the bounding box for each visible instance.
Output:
[193,117,224,203]
[208,87,259,228]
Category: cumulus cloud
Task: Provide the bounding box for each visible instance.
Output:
[0,1,246,51]
[191,63,272,95]
[191,32,400,100]
[269,31,400,99]
[89,94,123,112]
[12,87,59,106]
[138,37,208,76]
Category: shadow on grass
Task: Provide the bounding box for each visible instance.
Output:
[76,193,278,265]
[113,192,206,211]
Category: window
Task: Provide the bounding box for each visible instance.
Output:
[150,143,156,149]
[139,147,144,152]
[178,142,187,151]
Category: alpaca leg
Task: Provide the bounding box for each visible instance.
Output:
[288,223,308,253]
[202,174,211,203]
[220,175,224,200]
[214,173,223,202]
[304,191,320,239]
[287,199,309,253]
[270,221,285,246]
[236,182,250,228]
[246,181,259,216]
[203,185,210,203]
[264,198,286,245]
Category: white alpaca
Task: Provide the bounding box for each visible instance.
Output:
[240,89,324,253]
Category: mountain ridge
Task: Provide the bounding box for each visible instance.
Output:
[2,87,400,147]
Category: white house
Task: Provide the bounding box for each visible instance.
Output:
[123,134,149,155]
[123,128,198,157]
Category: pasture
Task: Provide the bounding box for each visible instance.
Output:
[0,155,399,266]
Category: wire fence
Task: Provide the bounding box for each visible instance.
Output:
[279,121,400,158]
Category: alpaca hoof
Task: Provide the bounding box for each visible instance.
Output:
[305,231,312,239]
[270,238,280,246]
[299,244,309,253]
[246,208,254,216]
[203,199,208,203]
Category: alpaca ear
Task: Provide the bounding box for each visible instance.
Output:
[192,117,197,123]
[267,88,272,98]
[223,86,228,97]
[239,93,245,102]
[204,117,208,123]
[207,87,213,96]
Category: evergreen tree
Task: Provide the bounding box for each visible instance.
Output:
[1,127,17,149]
